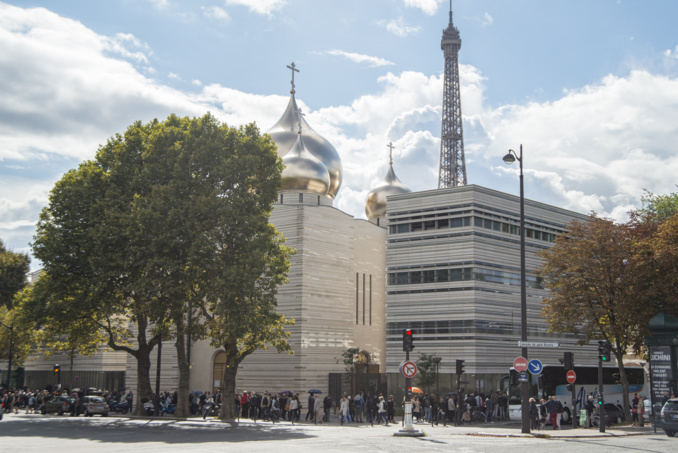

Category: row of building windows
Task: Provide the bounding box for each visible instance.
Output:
[385,320,575,339]
[387,267,544,289]
[389,214,563,244]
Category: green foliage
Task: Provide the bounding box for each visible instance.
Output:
[0,240,30,310]
[538,214,650,422]
[415,353,438,393]
[637,189,678,224]
[0,287,39,367]
[340,347,363,373]
[30,113,292,417]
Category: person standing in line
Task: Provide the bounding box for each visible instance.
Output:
[339,395,349,425]
[543,396,559,430]
[485,395,494,423]
[585,395,595,428]
[529,398,539,430]
[632,392,640,426]
[377,395,388,425]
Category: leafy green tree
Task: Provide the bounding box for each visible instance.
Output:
[538,215,644,422]
[0,240,30,310]
[0,239,30,388]
[415,353,438,394]
[30,113,293,419]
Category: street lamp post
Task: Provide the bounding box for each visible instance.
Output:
[1,322,13,389]
[432,356,442,396]
[503,144,530,434]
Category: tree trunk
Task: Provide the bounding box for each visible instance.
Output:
[135,342,154,416]
[134,314,155,416]
[174,333,191,417]
[218,346,240,421]
[616,351,631,422]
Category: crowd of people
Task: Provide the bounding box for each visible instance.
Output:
[0,387,135,416]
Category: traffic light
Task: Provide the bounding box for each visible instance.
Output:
[402,328,415,352]
[456,359,465,375]
[598,340,612,362]
[53,364,60,374]
[407,386,413,397]
[597,396,603,406]
[563,352,574,371]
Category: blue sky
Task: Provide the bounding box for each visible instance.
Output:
[2,0,678,270]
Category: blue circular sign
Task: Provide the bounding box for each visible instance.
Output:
[528,359,543,375]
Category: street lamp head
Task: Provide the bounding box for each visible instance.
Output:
[503,151,516,164]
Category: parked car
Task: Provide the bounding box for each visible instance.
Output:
[592,403,625,426]
[660,398,678,437]
[76,395,109,417]
[41,396,75,415]
[643,398,652,424]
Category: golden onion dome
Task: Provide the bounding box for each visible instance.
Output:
[280,130,330,195]
[268,91,342,199]
[365,143,411,220]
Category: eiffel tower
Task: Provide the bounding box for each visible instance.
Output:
[438,1,466,188]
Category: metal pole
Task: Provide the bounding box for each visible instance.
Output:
[518,145,530,434]
[598,355,606,433]
[154,335,162,416]
[6,324,13,389]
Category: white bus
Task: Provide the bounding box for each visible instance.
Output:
[507,365,647,423]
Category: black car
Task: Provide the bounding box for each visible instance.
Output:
[660,398,678,437]
[592,403,625,426]
[41,396,75,415]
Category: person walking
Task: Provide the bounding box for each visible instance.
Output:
[306,394,315,421]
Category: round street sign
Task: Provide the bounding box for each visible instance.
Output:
[528,359,543,375]
[401,361,418,379]
[566,370,576,384]
[513,356,528,372]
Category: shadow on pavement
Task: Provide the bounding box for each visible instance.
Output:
[0,415,313,444]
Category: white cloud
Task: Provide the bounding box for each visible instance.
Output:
[202,5,229,21]
[146,0,169,8]
[192,79,203,86]
[225,0,286,17]
[403,0,442,16]
[477,70,678,219]
[379,18,420,37]
[480,12,493,27]
[324,50,394,68]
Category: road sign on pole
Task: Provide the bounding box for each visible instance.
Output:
[518,371,529,383]
[400,361,418,379]
[513,357,528,372]
[518,341,561,348]
[528,359,543,375]
[566,370,576,384]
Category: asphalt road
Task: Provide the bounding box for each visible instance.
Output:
[1,413,676,453]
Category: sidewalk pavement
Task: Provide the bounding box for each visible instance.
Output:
[196,416,657,439]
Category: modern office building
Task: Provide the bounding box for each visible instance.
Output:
[382,185,594,390]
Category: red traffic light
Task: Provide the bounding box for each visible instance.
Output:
[402,328,415,352]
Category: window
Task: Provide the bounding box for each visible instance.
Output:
[397,224,409,233]
[411,222,423,232]
[436,269,449,282]
[423,270,435,283]
[438,218,449,229]
[410,272,422,284]
[451,218,463,228]
[424,220,436,230]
